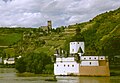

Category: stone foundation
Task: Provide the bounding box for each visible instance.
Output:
[79,64,110,76]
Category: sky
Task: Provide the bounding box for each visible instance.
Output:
[0,0,120,28]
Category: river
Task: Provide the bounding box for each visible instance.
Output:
[0,68,120,83]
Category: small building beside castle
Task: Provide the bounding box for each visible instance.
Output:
[54,39,110,76]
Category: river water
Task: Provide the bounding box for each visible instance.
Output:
[0,68,120,83]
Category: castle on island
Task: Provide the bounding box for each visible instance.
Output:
[54,39,110,76]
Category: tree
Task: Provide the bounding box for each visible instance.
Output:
[15,57,26,73]
[15,52,53,74]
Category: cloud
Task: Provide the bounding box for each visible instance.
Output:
[0,0,120,28]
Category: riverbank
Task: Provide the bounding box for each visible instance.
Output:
[16,72,54,77]
[0,64,15,68]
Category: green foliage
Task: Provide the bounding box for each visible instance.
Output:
[4,48,15,58]
[15,52,53,74]
[101,36,120,56]
[43,64,54,74]
[0,33,22,46]
[15,57,26,73]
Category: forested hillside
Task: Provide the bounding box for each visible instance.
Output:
[0,8,120,60]
[79,8,120,57]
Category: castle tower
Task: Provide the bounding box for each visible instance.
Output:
[70,42,85,55]
[47,20,52,30]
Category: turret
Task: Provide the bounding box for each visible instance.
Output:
[47,20,52,30]
[70,42,85,56]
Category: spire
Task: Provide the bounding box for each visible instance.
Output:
[78,46,83,53]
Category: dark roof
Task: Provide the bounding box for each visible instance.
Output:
[8,58,15,61]
[78,47,83,53]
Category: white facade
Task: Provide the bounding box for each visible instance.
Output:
[54,57,80,75]
[3,59,7,64]
[81,56,99,61]
[54,41,108,76]
[70,42,84,54]
[3,58,15,65]
[99,56,106,60]
[80,61,99,66]
[80,56,106,66]
[7,60,15,64]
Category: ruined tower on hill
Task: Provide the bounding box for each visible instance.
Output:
[47,20,52,30]
[40,20,52,33]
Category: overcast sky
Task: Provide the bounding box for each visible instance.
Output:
[0,0,120,28]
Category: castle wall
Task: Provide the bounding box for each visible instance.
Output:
[54,62,79,75]
[79,62,110,76]
[81,61,99,66]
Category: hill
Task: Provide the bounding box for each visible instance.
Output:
[0,8,120,59]
[79,8,120,56]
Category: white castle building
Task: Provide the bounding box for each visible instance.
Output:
[54,41,110,76]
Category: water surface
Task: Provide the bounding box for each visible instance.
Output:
[0,68,120,83]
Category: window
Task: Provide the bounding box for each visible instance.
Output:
[64,65,65,67]
[101,58,103,59]
[71,54,74,56]
[89,57,91,59]
[84,58,86,60]
[72,49,74,52]
[57,65,58,67]
[78,42,79,44]
[72,65,74,67]
[68,65,69,67]
[94,58,96,59]
[90,62,91,65]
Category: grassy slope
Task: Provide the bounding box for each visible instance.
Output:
[0,33,22,46]
[34,32,74,55]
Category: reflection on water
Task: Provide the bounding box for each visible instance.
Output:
[57,76,110,83]
[0,68,120,83]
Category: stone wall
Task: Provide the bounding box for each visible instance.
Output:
[79,62,110,76]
